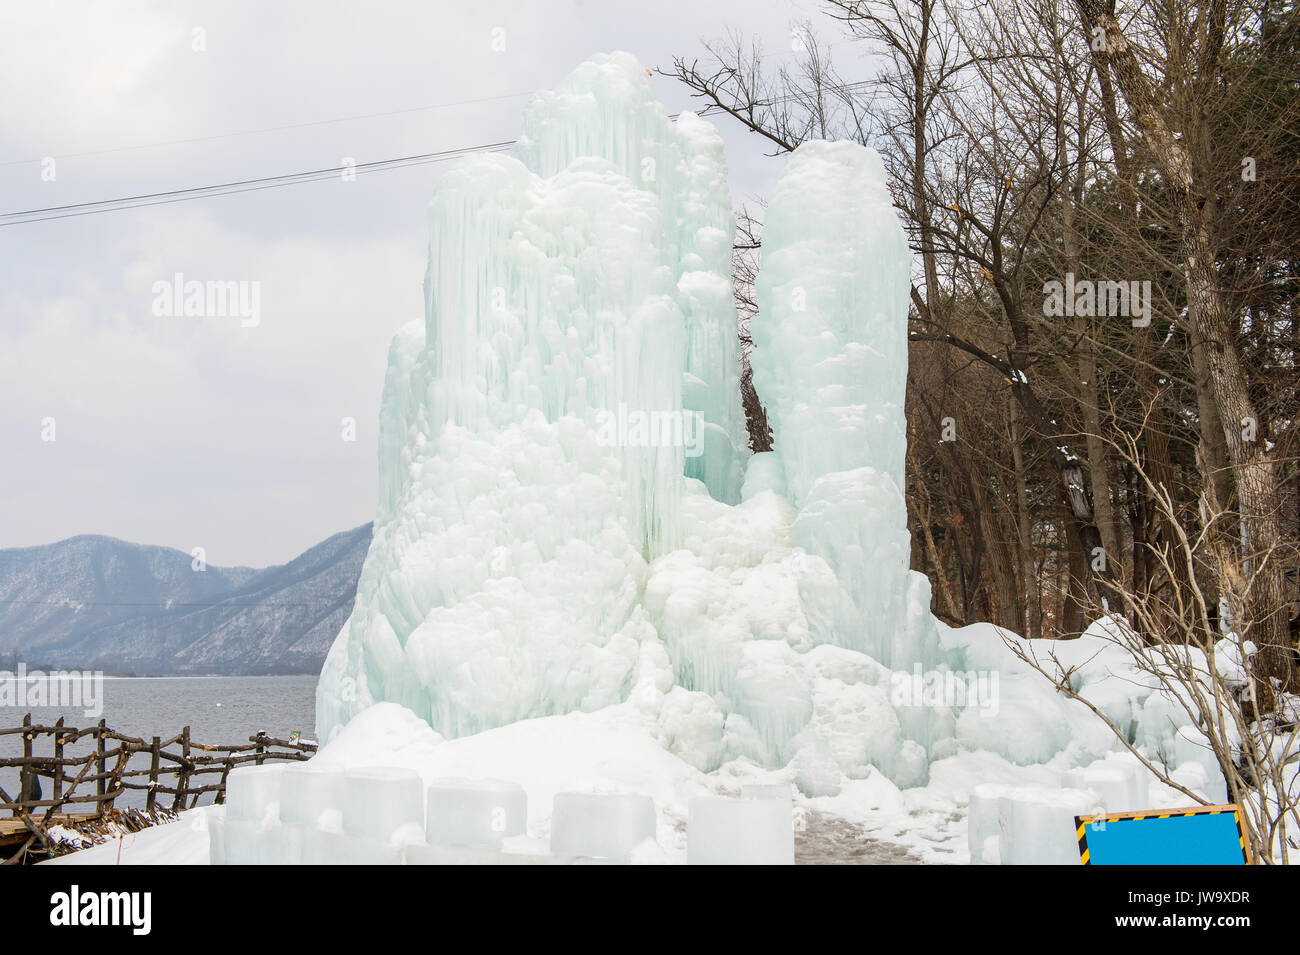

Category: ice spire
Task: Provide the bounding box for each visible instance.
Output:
[318,53,741,740]
[750,141,937,671]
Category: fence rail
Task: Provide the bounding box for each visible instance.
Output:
[0,713,316,864]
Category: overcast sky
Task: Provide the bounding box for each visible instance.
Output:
[0,0,854,567]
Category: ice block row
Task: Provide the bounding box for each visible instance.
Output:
[210,763,796,864]
[213,765,527,864]
[970,749,1229,864]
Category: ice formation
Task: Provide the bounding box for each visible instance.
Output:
[317,52,952,792]
[688,792,795,864]
[314,54,1237,843]
[320,52,741,738]
[750,141,934,672]
[21,48,1267,867]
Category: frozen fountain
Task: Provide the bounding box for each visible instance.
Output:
[316,52,950,797]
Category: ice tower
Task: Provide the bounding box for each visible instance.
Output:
[318,54,950,792]
[750,142,937,671]
[318,53,745,739]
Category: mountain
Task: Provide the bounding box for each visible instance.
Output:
[0,525,372,675]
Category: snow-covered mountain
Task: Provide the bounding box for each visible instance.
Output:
[0,525,371,674]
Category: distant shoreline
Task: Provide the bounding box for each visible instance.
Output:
[2,671,318,680]
[97,673,320,680]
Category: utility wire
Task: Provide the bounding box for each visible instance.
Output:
[9,145,509,215]
[0,142,516,226]
[3,90,905,228]
[0,107,716,227]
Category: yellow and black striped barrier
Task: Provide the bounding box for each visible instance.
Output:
[1074,804,1252,865]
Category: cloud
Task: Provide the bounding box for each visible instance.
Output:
[1,204,418,564]
[0,0,809,565]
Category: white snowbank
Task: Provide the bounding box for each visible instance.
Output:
[45,807,216,866]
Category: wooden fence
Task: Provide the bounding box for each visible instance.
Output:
[0,713,316,863]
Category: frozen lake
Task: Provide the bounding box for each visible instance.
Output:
[1,675,317,811]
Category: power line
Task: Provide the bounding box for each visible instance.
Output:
[6,99,876,228]
[0,108,715,227]
[0,142,516,226]
[1,63,879,223]
[7,145,512,217]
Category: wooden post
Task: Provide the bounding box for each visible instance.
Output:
[95,719,106,819]
[215,757,232,805]
[146,736,160,812]
[19,713,32,813]
[173,726,190,811]
[104,740,129,815]
[255,733,265,766]
[51,716,64,809]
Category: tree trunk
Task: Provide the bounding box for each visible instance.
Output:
[1076,0,1295,692]
[1188,212,1293,690]
[1062,503,1089,636]
[1012,401,1043,639]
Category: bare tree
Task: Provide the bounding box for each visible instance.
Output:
[1009,422,1299,862]
[1072,0,1296,695]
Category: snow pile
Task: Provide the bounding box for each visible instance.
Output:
[59,625,1273,866]
[936,617,1264,863]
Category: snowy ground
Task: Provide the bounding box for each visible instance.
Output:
[45,701,967,865]
[45,807,215,865]
[39,695,1164,866]
[45,803,935,866]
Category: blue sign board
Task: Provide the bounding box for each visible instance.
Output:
[1075,805,1252,865]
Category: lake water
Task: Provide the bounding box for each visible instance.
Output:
[0,676,316,812]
